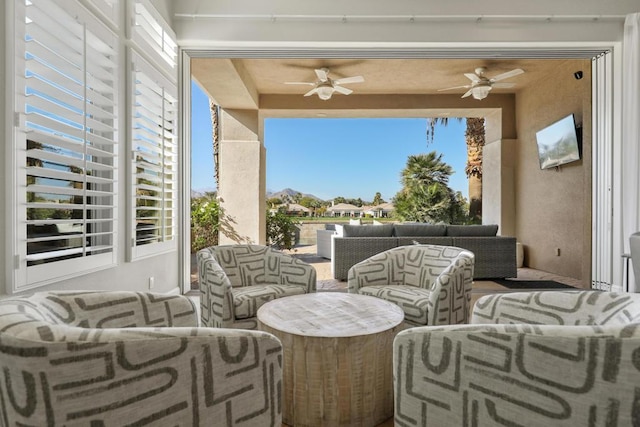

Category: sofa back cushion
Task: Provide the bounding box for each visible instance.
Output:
[446,224,499,237]
[394,224,447,237]
[343,224,394,237]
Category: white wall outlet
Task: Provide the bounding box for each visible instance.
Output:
[148,277,155,289]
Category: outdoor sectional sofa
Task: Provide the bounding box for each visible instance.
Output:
[327,223,517,280]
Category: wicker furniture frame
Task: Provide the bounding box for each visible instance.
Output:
[332,235,516,280]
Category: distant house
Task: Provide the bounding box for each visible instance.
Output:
[269,203,311,216]
[361,202,395,218]
[286,203,310,216]
[326,203,362,217]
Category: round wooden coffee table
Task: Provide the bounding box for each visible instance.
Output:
[257,293,404,427]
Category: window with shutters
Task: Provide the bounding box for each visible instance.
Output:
[14,0,118,289]
[129,51,177,258]
[128,0,178,259]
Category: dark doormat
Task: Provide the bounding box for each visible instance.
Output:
[492,279,575,289]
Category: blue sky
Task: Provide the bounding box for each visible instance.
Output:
[191,81,468,202]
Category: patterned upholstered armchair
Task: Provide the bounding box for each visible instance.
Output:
[394,291,640,426]
[198,244,317,329]
[348,244,475,326]
[0,291,283,426]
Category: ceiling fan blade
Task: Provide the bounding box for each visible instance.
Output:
[491,82,516,89]
[315,68,329,82]
[464,73,481,82]
[438,85,472,92]
[461,89,474,98]
[333,85,353,95]
[333,75,364,85]
[284,81,315,85]
[490,68,524,82]
[303,88,319,97]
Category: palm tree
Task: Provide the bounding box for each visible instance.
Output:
[426,117,485,222]
[393,152,457,223]
[401,151,452,191]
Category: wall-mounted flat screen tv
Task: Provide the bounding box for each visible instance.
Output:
[535,114,581,170]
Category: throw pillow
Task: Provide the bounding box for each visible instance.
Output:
[446,224,499,236]
[334,224,344,237]
[349,218,362,226]
[343,224,394,237]
[393,224,447,237]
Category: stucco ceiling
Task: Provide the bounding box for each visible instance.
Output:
[191,57,584,113]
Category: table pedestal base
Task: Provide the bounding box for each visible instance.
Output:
[260,322,400,427]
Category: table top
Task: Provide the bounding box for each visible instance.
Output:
[256,293,404,338]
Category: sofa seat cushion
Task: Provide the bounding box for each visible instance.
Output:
[357,285,431,325]
[232,285,306,319]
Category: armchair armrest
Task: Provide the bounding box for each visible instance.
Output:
[394,324,640,426]
[198,248,234,328]
[32,291,197,328]
[427,252,474,325]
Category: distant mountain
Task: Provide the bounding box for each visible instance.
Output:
[191,188,216,198]
[267,188,323,201]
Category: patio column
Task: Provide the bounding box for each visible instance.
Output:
[482,110,516,237]
[218,108,266,245]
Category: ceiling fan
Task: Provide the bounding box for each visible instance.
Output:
[438,67,525,100]
[284,67,364,100]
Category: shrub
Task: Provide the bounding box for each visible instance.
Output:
[191,195,219,252]
[266,210,299,250]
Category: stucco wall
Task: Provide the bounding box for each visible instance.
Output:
[515,59,592,284]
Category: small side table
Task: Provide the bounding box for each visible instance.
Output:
[257,293,404,427]
[622,253,632,293]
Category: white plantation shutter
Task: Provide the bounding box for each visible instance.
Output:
[85,0,119,27]
[15,0,118,288]
[131,0,177,69]
[130,51,177,258]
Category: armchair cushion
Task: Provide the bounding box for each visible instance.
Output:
[232,284,307,319]
[357,285,431,325]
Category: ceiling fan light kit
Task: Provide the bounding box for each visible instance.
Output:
[316,85,334,100]
[471,85,491,100]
